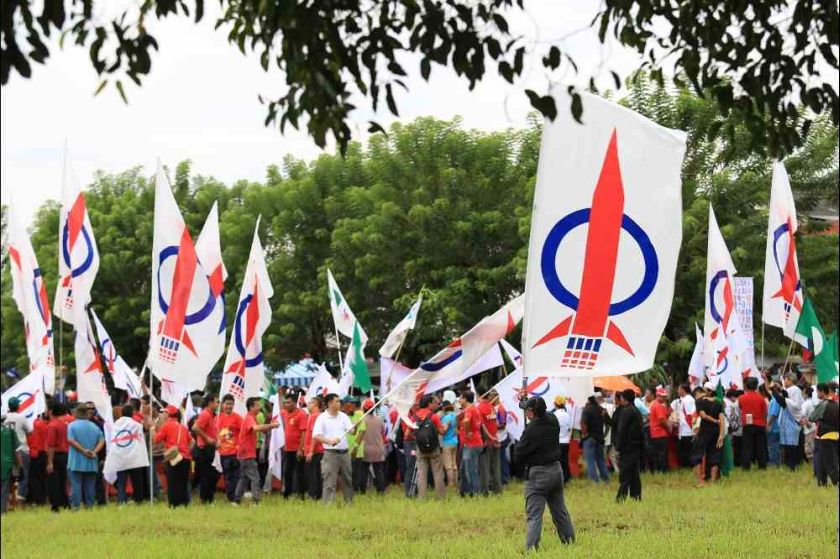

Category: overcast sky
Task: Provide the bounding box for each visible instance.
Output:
[1,0,641,225]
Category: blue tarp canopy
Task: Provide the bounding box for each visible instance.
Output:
[274,357,319,387]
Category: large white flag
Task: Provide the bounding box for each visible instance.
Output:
[75,316,111,413]
[522,90,686,377]
[327,269,367,344]
[424,342,504,394]
[305,364,340,402]
[91,309,143,398]
[149,165,225,390]
[762,161,804,341]
[220,219,274,414]
[194,200,228,362]
[1,372,47,429]
[704,206,739,389]
[54,175,99,329]
[461,294,524,368]
[103,416,149,484]
[379,295,422,358]
[687,323,705,388]
[267,394,286,482]
[6,213,56,394]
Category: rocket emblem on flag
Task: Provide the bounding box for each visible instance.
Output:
[533,130,659,370]
[224,282,264,401]
[770,217,803,322]
[59,193,96,312]
[708,270,735,377]
[156,229,217,365]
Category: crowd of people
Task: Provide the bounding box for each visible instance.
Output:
[1,369,838,518]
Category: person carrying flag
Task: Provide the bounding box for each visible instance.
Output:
[3,397,32,503]
[235,397,280,504]
[191,394,219,504]
[153,406,194,508]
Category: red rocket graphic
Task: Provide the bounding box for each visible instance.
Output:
[771,217,803,317]
[158,228,200,363]
[533,130,634,370]
[60,194,88,307]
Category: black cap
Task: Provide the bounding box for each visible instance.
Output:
[520,396,546,417]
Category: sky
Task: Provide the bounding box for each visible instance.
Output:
[1,0,642,225]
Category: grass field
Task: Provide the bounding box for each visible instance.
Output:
[1,467,837,558]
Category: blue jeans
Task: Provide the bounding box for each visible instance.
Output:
[16,452,30,498]
[500,439,511,484]
[583,439,609,482]
[460,446,481,496]
[68,470,97,509]
[767,431,781,465]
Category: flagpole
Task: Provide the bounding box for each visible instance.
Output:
[146,354,154,506]
[57,138,68,398]
[334,323,344,372]
[340,365,426,440]
[760,321,765,373]
[779,338,796,378]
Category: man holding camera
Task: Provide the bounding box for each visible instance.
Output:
[513,395,575,552]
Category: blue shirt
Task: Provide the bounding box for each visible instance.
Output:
[634,398,650,418]
[778,405,801,446]
[767,399,781,434]
[67,419,104,473]
[440,412,458,447]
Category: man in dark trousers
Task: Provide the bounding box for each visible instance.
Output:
[513,396,575,552]
[614,388,644,502]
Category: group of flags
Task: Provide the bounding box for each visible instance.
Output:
[695,161,839,389]
[3,89,838,435]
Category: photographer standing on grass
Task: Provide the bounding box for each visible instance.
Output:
[514,396,575,552]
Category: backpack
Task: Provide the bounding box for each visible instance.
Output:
[415,415,440,454]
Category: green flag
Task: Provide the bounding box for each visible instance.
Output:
[348,322,372,393]
[815,330,839,384]
[715,383,734,476]
[795,298,834,382]
[262,373,277,397]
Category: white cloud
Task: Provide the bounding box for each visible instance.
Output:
[1,0,639,225]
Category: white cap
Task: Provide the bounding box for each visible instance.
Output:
[703,380,718,391]
[442,390,457,405]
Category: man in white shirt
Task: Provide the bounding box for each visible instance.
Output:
[3,397,32,501]
[553,396,573,483]
[673,383,696,468]
[782,373,804,419]
[312,393,354,504]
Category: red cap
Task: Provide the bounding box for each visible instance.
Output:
[655,385,668,397]
[363,399,375,411]
[164,405,179,415]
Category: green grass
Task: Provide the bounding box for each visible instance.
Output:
[2,467,836,558]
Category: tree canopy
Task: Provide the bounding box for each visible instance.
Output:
[2,80,837,392]
[1,1,837,156]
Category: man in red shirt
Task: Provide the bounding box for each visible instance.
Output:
[217,394,243,502]
[648,386,670,473]
[45,402,70,511]
[738,376,768,470]
[235,397,279,503]
[191,394,219,504]
[414,394,447,499]
[26,413,49,505]
[304,396,325,500]
[458,390,483,497]
[478,390,502,495]
[280,394,308,499]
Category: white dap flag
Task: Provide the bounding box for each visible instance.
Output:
[703,206,741,389]
[7,213,56,394]
[522,90,686,377]
[149,165,225,390]
[91,309,143,398]
[103,415,149,484]
[1,372,47,429]
[220,219,274,414]
[54,173,100,330]
[762,161,804,341]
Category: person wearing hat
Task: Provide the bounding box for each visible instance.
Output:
[514,396,575,551]
[648,386,670,473]
[3,396,31,503]
[153,405,194,507]
[614,388,644,502]
[553,395,573,484]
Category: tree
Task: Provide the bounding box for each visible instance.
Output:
[2,1,836,157]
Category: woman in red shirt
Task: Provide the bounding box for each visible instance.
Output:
[153,406,194,508]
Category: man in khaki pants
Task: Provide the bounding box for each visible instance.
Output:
[312,393,354,504]
[413,395,447,499]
